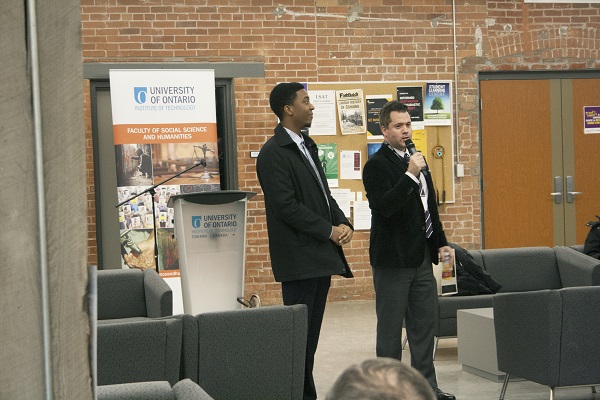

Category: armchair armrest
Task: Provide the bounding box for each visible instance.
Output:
[173,379,214,400]
[143,268,173,317]
[555,286,600,387]
[555,246,600,287]
[97,381,174,400]
[493,290,562,387]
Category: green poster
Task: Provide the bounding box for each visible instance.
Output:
[317,143,338,180]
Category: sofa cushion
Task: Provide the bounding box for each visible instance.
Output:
[481,247,561,292]
[438,294,494,319]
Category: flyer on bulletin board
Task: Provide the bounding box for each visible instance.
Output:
[411,128,428,160]
[340,150,362,179]
[336,89,366,135]
[397,86,423,122]
[366,94,392,139]
[424,82,452,126]
[317,143,339,187]
[309,90,337,135]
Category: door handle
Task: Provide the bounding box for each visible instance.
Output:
[565,176,582,203]
[551,176,563,204]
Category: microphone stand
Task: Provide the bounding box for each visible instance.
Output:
[115,161,205,272]
[193,144,213,180]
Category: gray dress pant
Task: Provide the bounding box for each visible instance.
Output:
[372,251,439,389]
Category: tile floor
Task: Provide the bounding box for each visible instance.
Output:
[313,300,599,400]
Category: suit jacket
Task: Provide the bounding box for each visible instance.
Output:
[363,143,448,269]
[256,124,352,282]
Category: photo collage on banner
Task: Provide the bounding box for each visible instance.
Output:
[110,69,219,277]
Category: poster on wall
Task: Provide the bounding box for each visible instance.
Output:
[424,82,452,126]
[352,200,372,230]
[397,86,423,123]
[336,89,366,135]
[584,106,600,134]
[308,89,337,136]
[366,94,392,139]
[109,69,219,282]
[411,128,428,159]
[340,150,362,179]
[317,143,339,187]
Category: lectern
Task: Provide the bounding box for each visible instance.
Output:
[168,191,256,314]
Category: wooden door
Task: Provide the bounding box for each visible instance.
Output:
[568,79,600,243]
[480,80,555,248]
[481,77,600,248]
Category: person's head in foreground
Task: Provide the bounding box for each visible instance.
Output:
[326,357,436,400]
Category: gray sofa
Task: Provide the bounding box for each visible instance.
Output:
[96,304,308,400]
[434,246,600,353]
[493,286,600,399]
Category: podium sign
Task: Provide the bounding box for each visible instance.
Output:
[169,191,255,314]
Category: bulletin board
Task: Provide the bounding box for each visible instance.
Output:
[306,81,455,205]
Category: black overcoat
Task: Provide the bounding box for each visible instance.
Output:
[257,124,352,282]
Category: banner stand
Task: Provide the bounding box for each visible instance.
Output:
[116,162,206,271]
[168,191,255,314]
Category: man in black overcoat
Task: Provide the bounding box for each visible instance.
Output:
[257,82,353,400]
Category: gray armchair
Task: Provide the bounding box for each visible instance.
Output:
[97,268,172,320]
[493,286,600,399]
[180,304,308,400]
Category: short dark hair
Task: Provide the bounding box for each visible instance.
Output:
[269,82,306,120]
[326,358,436,400]
[379,100,410,129]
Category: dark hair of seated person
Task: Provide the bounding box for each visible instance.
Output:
[325,357,436,400]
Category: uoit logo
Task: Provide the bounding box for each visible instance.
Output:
[134,87,148,104]
[191,216,202,229]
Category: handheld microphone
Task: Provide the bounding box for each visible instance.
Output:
[404,139,429,177]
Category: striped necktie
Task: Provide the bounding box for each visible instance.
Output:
[420,179,433,238]
[386,142,433,238]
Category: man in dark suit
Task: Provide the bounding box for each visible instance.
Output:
[362,101,456,400]
[256,82,354,400]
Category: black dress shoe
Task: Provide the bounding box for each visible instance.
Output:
[435,388,456,400]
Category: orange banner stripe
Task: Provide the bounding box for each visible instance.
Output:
[113,123,217,144]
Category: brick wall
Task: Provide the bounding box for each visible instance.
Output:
[81,0,600,305]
